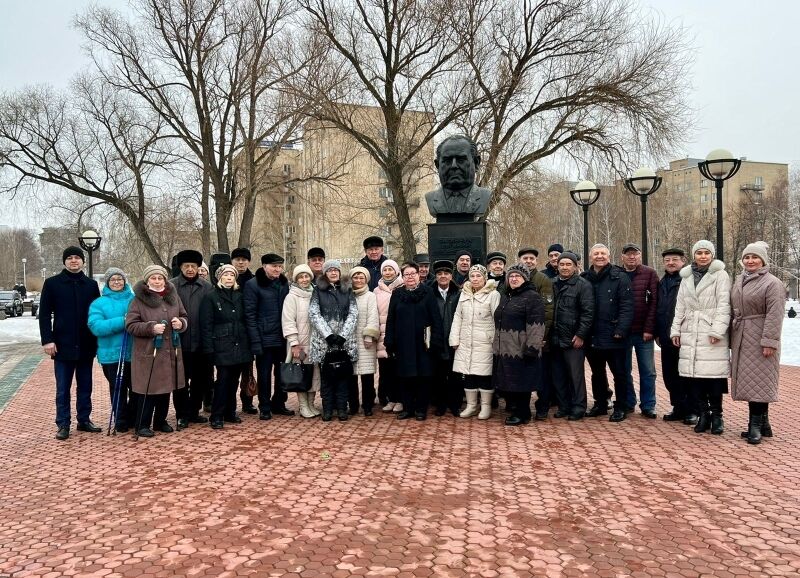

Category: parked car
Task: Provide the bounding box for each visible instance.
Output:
[0,290,24,317]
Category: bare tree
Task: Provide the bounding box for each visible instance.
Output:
[0,228,43,289]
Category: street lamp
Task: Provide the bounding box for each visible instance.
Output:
[697,149,741,262]
[79,230,102,280]
[21,258,27,286]
[569,180,601,270]
[623,168,662,266]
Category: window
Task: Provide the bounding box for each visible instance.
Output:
[702,209,708,217]
[286,225,296,235]
[379,186,393,201]
[283,164,291,174]
[378,167,388,181]
[675,184,682,193]
[700,179,708,188]
[288,195,296,204]
[700,194,707,203]
[755,176,763,186]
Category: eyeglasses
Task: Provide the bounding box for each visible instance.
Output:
[402,272,419,278]
[108,277,124,283]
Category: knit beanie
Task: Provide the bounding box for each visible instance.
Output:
[231,248,251,261]
[142,265,169,283]
[469,264,488,279]
[291,264,313,282]
[741,241,769,266]
[381,259,401,276]
[455,249,473,262]
[215,264,239,280]
[506,263,531,281]
[692,240,715,258]
[547,243,564,255]
[349,265,371,285]
[558,252,579,266]
[62,246,85,263]
[322,259,342,275]
[103,267,127,285]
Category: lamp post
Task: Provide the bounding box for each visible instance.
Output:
[569,180,601,270]
[697,149,741,263]
[21,258,27,286]
[78,230,102,280]
[623,168,662,266]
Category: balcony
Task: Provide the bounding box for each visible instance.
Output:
[740,183,764,192]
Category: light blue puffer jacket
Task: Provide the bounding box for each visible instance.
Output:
[88,284,134,364]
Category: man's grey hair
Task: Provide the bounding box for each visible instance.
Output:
[589,243,610,254]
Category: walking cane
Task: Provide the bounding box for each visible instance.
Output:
[172,323,181,419]
[107,331,129,436]
[134,321,166,439]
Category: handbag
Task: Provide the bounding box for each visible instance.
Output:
[244,372,258,397]
[280,351,312,392]
[322,345,353,381]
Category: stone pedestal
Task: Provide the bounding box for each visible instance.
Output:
[427,222,487,265]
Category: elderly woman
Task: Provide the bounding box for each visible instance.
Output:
[199,264,251,429]
[281,264,321,419]
[374,259,404,412]
[450,264,500,419]
[493,264,546,425]
[384,262,444,420]
[88,267,135,432]
[348,266,380,416]
[126,265,188,438]
[730,242,785,444]
[670,240,731,435]
[309,260,358,421]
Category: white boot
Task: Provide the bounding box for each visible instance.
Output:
[460,389,479,418]
[307,392,321,416]
[478,389,493,420]
[298,392,315,418]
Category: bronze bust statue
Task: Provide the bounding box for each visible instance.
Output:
[425,135,491,223]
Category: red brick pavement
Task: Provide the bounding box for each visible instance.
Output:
[1,357,800,577]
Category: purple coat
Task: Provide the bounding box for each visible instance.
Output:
[626,264,658,335]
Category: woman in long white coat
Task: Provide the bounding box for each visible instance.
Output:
[449,265,500,419]
[670,240,731,435]
[348,266,380,415]
[282,265,321,418]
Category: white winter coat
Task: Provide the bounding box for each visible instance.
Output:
[281,283,320,392]
[450,280,500,376]
[353,287,380,375]
[669,260,731,379]
[374,276,404,359]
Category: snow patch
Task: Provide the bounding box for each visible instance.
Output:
[0,316,42,345]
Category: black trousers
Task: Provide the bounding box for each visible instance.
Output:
[660,342,688,415]
[213,364,246,421]
[686,377,727,415]
[586,347,628,409]
[173,350,213,420]
[255,346,289,413]
[534,349,554,414]
[456,373,492,390]
[431,357,460,413]
[378,358,400,404]
[551,346,587,415]
[401,377,430,415]
[505,391,532,421]
[348,374,376,411]
[321,374,349,414]
[101,362,136,429]
[136,393,170,430]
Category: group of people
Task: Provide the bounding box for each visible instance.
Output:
[40,234,785,445]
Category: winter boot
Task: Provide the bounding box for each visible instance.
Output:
[478,389,494,420]
[460,389,479,418]
[710,411,724,435]
[746,413,762,444]
[762,407,773,437]
[694,412,711,433]
[307,391,321,416]
[298,392,315,419]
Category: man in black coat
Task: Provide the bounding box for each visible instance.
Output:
[244,253,292,419]
[39,246,102,440]
[430,260,461,415]
[170,249,214,429]
[656,247,689,422]
[581,243,634,422]
[359,236,388,291]
[230,247,257,413]
[550,252,594,420]
[542,243,563,279]
[413,253,433,286]
[307,247,326,285]
[486,251,508,295]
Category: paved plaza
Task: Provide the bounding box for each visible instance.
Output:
[1,344,799,577]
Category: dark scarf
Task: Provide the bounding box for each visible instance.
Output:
[691,263,709,285]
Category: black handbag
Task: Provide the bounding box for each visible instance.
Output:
[280,352,312,392]
[322,346,353,381]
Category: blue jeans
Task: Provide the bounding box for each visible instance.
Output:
[54,359,94,427]
[625,334,657,411]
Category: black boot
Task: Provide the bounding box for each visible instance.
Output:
[746,413,762,444]
[694,412,711,433]
[585,404,609,418]
[761,407,773,437]
[710,411,724,435]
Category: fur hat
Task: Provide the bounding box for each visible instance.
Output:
[142,265,169,282]
[230,248,251,261]
[261,253,285,265]
[433,260,454,273]
[103,267,127,285]
[363,236,384,249]
[486,251,507,265]
[322,259,342,275]
[506,263,531,281]
[741,241,769,266]
[558,252,579,266]
[349,265,371,284]
[692,240,715,258]
[215,264,238,280]
[62,246,85,263]
[291,264,313,282]
[307,247,326,260]
[381,259,401,276]
[175,249,203,267]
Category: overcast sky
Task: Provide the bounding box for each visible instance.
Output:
[1,0,798,228]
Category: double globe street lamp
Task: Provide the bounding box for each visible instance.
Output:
[569,180,601,270]
[78,230,102,280]
[623,167,662,266]
[698,149,741,263]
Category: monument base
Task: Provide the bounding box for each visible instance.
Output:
[428,222,487,265]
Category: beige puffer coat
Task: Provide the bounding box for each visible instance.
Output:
[450,280,500,376]
[281,283,320,392]
[374,276,404,359]
[670,260,731,379]
[353,287,380,375]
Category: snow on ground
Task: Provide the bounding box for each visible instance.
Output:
[0,315,41,345]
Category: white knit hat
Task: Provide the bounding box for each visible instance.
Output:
[741,241,769,266]
[291,264,313,282]
[692,240,715,258]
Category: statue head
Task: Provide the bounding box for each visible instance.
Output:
[435,135,480,191]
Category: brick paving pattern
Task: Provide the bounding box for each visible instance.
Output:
[1,352,799,577]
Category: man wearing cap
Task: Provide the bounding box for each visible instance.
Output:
[413,253,433,285]
[486,251,507,295]
[543,244,563,279]
[170,250,214,429]
[39,246,102,440]
[244,253,292,418]
[518,247,554,419]
[453,250,472,287]
[307,247,326,284]
[359,236,388,291]
[656,247,688,422]
[550,252,594,420]
[231,248,254,286]
[620,243,660,419]
[582,243,634,422]
[430,260,462,415]
[230,247,256,414]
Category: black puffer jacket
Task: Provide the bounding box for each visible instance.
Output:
[243,268,289,353]
[551,273,595,348]
[432,281,460,360]
[656,270,681,344]
[200,285,251,367]
[581,264,633,349]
